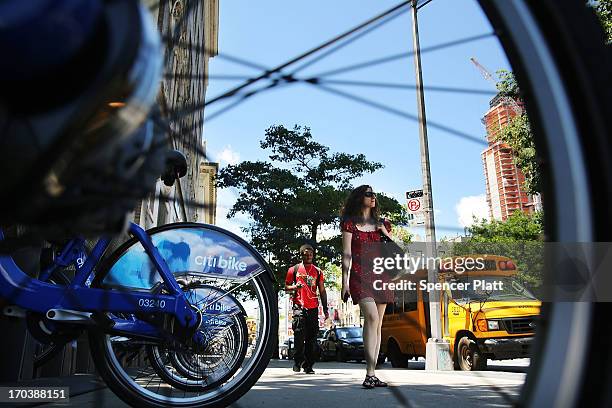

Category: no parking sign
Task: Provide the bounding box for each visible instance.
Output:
[406,189,425,226]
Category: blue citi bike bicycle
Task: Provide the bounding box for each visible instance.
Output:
[0,207,278,407]
[0,2,277,405]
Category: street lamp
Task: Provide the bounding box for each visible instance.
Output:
[410,0,452,370]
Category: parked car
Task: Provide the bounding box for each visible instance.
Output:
[280,330,326,361]
[319,326,385,364]
[280,337,294,360]
[314,329,326,360]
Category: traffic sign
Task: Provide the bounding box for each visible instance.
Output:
[406,189,425,226]
[406,190,424,199]
[407,199,421,212]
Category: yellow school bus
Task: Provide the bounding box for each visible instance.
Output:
[381,255,540,370]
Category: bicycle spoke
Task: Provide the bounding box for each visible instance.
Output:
[309,82,486,146]
[289,5,409,76]
[310,78,496,96]
[161,38,272,72]
[163,73,255,82]
[311,32,495,78]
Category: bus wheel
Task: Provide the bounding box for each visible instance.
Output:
[388,340,408,368]
[455,336,486,371]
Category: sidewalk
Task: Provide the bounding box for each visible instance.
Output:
[230,359,528,408]
[2,359,528,407]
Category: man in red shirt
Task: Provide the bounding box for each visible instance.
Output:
[285,244,328,374]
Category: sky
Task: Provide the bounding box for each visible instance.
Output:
[202,0,511,240]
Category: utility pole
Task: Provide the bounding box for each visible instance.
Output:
[410,0,452,370]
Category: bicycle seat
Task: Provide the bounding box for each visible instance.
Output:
[0,0,164,237]
[161,150,188,186]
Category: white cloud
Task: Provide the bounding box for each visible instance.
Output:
[216,145,241,167]
[455,195,490,228]
[215,188,251,237]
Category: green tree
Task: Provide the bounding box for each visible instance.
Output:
[454,211,544,289]
[468,211,543,242]
[494,70,542,195]
[590,0,612,44]
[495,0,611,193]
[216,124,407,288]
[495,69,520,99]
[391,225,413,245]
[323,263,343,291]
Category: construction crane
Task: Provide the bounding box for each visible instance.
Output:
[470,57,523,115]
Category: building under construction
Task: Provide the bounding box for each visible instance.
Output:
[481,94,540,221]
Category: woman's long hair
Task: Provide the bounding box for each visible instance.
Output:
[340,184,379,223]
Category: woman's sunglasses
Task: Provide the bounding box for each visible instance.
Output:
[364,191,377,198]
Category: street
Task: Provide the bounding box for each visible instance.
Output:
[43,358,529,408]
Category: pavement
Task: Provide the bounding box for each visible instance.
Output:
[2,358,529,408]
[231,359,529,408]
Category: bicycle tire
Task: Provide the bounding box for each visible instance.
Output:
[147,313,247,391]
[88,223,278,408]
[88,272,275,408]
[478,1,612,407]
[145,283,249,392]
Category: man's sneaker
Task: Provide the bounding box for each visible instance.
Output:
[292,365,301,372]
[304,367,315,374]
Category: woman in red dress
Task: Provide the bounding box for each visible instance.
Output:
[340,185,393,389]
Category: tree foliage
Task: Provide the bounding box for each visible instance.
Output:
[453,211,544,289]
[216,125,407,288]
[590,0,612,44]
[494,0,612,193]
[495,69,520,99]
[494,70,542,195]
[498,113,541,194]
[468,211,543,242]
[391,226,413,245]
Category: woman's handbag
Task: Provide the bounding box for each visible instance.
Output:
[379,231,412,281]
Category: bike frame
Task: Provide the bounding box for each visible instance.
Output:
[0,222,200,340]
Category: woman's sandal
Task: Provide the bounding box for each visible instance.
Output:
[362,375,388,388]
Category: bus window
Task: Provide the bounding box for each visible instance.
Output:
[394,287,403,314]
[403,287,418,312]
[386,302,394,314]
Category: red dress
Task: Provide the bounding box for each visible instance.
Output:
[341,219,394,304]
